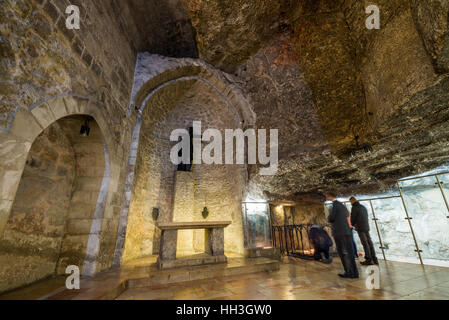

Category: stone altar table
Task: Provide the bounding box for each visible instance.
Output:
[156,221,231,269]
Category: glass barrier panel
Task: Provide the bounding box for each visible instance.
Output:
[242,203,272,249]
[437,173,449,216]
[399,177,449,262]
[371,197,419,262]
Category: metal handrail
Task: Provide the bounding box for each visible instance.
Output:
[398,171,449,182]
[271,224,334,259]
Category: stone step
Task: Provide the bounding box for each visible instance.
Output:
[127,257,280,288]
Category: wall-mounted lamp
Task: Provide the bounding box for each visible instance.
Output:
[202,207,209,219]
[80,119,90,137]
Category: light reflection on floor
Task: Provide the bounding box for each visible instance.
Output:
[2,256,449,300]
[116,257,449,300]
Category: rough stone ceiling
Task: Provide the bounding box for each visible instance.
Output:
[117,0,449,201]
[112,0,198,58]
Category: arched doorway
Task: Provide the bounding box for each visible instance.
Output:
[0,115,108,293]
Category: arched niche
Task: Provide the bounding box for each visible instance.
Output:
[114,68,248,265]
[0,96,121,293]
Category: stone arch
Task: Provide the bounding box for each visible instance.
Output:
[113,55,254,266]
[130,54,256,127]
[0,95,121,292]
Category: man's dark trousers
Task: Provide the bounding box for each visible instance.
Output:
[334,235,358,277]
[328,200,359,277]
[351,201,377,263]
[313,248,330,261]
[358,232,377,262]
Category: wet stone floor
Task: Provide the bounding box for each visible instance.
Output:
[2,257,449,300]
[116,257,449,300]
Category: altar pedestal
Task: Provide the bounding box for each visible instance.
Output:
[157,221,231,269]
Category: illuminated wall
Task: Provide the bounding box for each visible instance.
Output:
[242,203,271,249]
[339,165,449,266]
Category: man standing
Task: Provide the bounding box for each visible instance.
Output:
[350,197,378,265]
[326,192,359,279]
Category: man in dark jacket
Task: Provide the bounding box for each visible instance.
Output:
[326,192,359,278]
[350,197,378,265]
[308,224,333,264]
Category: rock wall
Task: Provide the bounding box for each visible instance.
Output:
[291,204,327,225]
[410,0,449,73]
[179,0,449,200]
[0,121,75,292]
[0,114,117,293]
[124,0,198,58]
[270,205,285,227]
[55,117,106,274]
[1,0,136,286]
[270,203,326,226]
[343,0,437,132]
[181,0,296,72]
[0,0,136,129]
